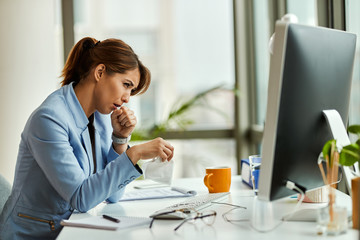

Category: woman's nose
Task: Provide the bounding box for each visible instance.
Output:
[122,93,130,103]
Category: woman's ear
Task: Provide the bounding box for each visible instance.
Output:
[94,64,106,82]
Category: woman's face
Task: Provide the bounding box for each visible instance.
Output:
[94,68,140,114]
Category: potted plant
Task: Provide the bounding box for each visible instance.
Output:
[321,125,360,232]
[131,85,238,141]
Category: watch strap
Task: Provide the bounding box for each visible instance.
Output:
[112,134,131,144]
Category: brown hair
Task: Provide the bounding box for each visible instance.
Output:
[60,37,151,95]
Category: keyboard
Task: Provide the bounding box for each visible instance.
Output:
[149,192,230,219]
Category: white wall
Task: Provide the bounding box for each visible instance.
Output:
[0,0,61,184]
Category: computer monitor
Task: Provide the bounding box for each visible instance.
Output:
[258,21,357,202]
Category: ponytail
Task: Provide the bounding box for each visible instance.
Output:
[60,37,151,96]
[60,37,98,86]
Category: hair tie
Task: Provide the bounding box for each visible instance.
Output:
[83,40,100,51]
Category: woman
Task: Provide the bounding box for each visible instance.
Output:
[0,37,174,239]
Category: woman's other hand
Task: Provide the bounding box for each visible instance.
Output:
[111,106,136,138]
[126,138,174,165]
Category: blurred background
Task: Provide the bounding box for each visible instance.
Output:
[0,0,359,183]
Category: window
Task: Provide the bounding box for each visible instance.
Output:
[253,0,318,127]
[253,0,270,126]
[64,0,359,178]
[72,0,236,177]
[287,0,317,26]
[345,0,360,125]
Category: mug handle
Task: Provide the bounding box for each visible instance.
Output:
[204,173,214,192]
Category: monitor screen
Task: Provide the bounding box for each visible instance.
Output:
[258,22,356,202]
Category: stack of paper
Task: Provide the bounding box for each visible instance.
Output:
[119,186,197,201]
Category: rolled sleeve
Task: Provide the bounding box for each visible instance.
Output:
[106,146,142,203]
[108,145,143,174]
[72,151,142,209]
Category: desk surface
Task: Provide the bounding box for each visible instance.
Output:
[57,176,358,240]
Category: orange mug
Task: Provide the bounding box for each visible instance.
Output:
[203,166,231,193]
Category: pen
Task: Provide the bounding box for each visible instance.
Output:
[102,214,120,223]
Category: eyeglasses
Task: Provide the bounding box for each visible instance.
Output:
[222,206,248,222]
[174,209,217,231]
[149,209,217,231]
[210,202,247,223]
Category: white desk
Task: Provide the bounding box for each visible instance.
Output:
[57,176,358,240]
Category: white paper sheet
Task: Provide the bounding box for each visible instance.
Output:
[119,187,197,201]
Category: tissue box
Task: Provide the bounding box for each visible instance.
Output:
[241,159,260,189]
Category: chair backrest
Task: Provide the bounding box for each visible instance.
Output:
[0,174,11,214]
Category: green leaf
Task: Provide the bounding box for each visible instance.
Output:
[322,140,331,159]
[165,85,224,127]
[322,139,336,165]
[348,125,360,135]
[339,143,360,166]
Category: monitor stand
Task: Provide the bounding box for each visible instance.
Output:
[250,189,352,232]
[250,195,321,232]
[250,196,282,232]
[322,109,358,192]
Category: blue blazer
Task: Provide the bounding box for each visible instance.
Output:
[0,83,142,239]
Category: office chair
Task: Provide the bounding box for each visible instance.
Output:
[0,174,11,215]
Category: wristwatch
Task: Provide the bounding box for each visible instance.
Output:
[112,133,131,144]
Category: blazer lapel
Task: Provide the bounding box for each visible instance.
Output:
[81,128,94,176]
[94,128,102,170]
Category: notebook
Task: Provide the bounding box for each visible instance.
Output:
[61,215,151,231]
[119,186,197,201]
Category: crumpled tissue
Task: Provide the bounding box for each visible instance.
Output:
[141,157,174,185]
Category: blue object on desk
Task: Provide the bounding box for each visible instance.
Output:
[240,159,261,189]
